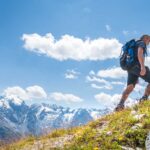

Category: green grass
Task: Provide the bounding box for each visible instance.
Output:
[1,100,150,150]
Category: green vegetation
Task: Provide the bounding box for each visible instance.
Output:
[1,100,150,150]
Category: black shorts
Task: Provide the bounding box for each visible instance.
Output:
[127,65,150,86]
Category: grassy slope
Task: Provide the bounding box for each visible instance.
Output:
[1,100,150,150]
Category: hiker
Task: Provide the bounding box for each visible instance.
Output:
[115,35,150,111]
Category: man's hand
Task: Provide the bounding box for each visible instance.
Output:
[140,66,146,76]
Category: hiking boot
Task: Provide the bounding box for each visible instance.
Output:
[139,95,148,103]
[115,103,125,112]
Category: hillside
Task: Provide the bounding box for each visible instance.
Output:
[0,96,110,142]
[1,100,150,150]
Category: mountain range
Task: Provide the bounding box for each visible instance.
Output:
[0,96,110,142]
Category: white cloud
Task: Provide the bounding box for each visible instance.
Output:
[145,57,150,66]
[97,67,127,79]
[91,83,112,90]
[89,70,95,76]
[2,86,83,104]
[105,24,111,32]
[94,92,135,110]
[148,46,150,52]
[134,84,145,93]
[65,74,76,79]
[86,75,109,84]
[22,33,122,61]
[95,92,112,104]
[111,81,124,85]
[86,72,113,90]
[94,93,121,110]
[86,68,126,91]
[49,92,83,103]
[65,69,80,79]
[3,86,28,100]
[3,85,47,100]
[26,86,47,99]
[133,78,147,94]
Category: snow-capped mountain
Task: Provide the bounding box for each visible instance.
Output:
[0,96,110,142]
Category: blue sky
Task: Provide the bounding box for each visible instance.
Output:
[0,0,150,109]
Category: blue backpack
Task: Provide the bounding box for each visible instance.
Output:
[120,39,137,70]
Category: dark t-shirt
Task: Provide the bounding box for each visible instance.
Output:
[134,40,147,65]
[127,40,148,85]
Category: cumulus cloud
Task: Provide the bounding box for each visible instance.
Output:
[2,86,84,104]
[26,86,47,99]
[65,69,80,79]
[94,92,136,110]
[97,67,127,79]
[49,92,83,103]
[3,85,47,100]
[22,33,122,61]
[3,86,28,100]
[95,92,113,105]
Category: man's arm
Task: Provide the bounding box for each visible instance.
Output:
[138,47,146,76]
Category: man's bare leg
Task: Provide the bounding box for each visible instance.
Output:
[115,84,135,111]
[120,84,135,103]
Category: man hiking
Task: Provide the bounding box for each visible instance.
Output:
[115,35,150,111]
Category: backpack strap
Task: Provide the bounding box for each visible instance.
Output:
[136,40,147,56]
